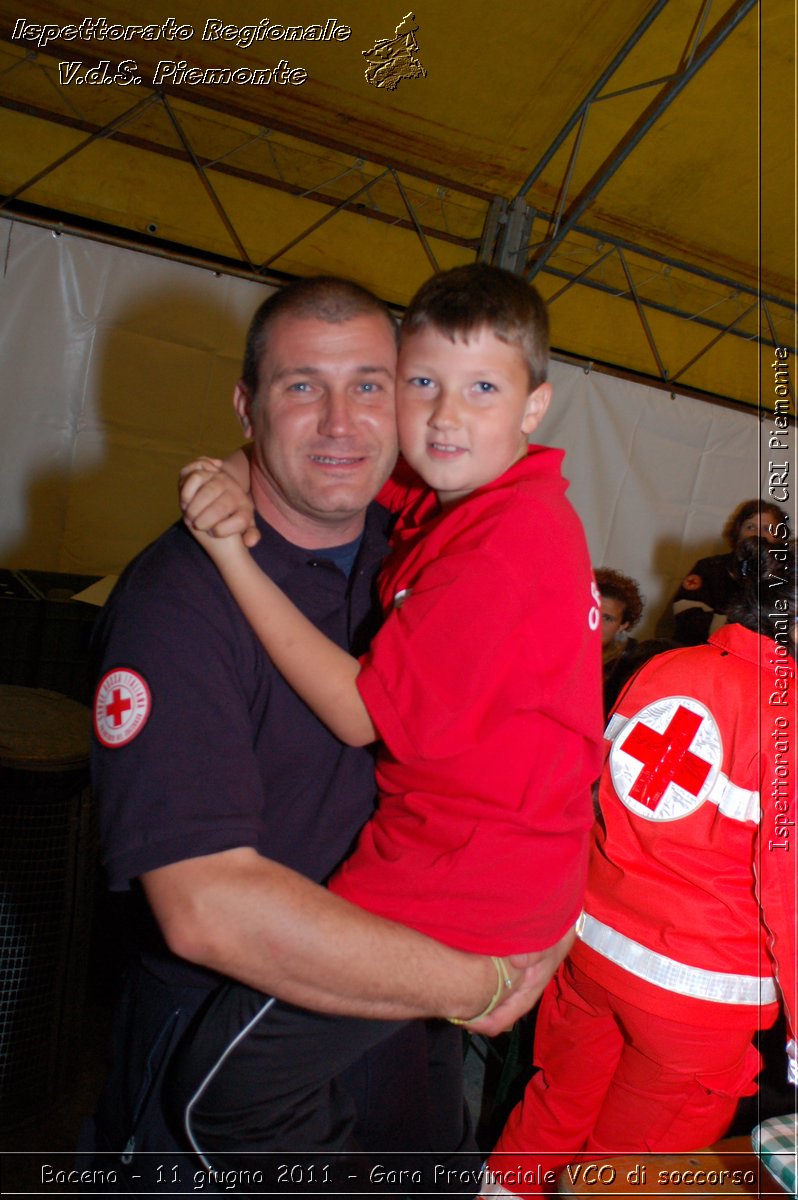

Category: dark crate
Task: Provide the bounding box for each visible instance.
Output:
[20,572,102,705]
[1,572,102,704]
[0,569,43,689]
[0,687,95,1128]
[16,571,102,601]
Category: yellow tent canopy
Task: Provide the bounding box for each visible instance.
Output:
[0,0,794,410]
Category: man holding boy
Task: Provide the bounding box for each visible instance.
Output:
[172,266,603,1170]
[87,276,568,1191]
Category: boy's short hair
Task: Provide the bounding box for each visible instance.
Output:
[242,276,398,392]
[402,264,550,388]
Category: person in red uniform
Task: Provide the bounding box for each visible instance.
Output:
[169,264,604,1168]
[481,536,797,1198]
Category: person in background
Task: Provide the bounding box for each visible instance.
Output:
[596,568,644,715]
[596,568,673,717]
[480,536,797,1197]
[670,499,788,645]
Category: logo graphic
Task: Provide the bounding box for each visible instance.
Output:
[94,668,152,748]
[609,696,721,821]
[363,12,427,90]
[588,579,601,631]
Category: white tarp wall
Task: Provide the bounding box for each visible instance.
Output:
[0,217,784,637]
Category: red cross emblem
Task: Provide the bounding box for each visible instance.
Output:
[94,668,151,748]
[622,705,712,812]
[105,688,133,727]
[611,697,720,821]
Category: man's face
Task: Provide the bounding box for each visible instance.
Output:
[600,595,628,649]
[235,311,398,546]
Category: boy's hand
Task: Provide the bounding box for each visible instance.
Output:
[179,457,260,548]
[189,519,250,572]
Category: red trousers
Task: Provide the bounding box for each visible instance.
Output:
[483,961,764,1197]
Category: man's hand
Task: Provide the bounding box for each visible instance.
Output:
[144,848,547,1022]
[466,926,575,1036]
[179,456,260,548]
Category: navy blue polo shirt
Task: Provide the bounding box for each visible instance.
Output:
[91,506,390,983]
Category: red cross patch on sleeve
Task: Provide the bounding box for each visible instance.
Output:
[94,668,152,748]
[681,573,703,591]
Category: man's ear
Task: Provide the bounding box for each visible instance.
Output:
[521,382,552,437]
[233,381,254,438]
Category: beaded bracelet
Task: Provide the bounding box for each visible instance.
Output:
[447,956,513,1026]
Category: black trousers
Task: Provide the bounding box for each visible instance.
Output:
[166,980,481,1194]
[79,963,479,1195]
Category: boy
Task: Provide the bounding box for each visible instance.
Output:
[171,264,603,1166]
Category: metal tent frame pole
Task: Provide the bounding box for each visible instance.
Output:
[524,0,758,279]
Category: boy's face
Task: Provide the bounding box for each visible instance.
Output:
[600,595,628,648]
[396,324,551,506]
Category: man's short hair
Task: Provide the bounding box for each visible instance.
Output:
[401,264,550,389]
[242,276,398,392]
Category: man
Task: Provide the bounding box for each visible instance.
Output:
[85,277,568,1192]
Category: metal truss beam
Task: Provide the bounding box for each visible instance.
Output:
[525,0,758,280]
[478,196,507,263]
[513,0,671,203]
[0,93,472,250]
[494,199,535,273]
[0,37,493,203]
[0,91,160,210]
[669,299,759,383]
[258,168,391,270]
[616,246,667,379]
[160,94,252,268]
[390,167,441,273]
[572,222,790,312]
[542,260,795,354]
[6,198,791,418]
[477,197,794,349]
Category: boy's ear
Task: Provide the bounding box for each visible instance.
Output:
[233,381,255,438]
[521,382,552,436]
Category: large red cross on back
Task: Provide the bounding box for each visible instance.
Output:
[623,704,712,812]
